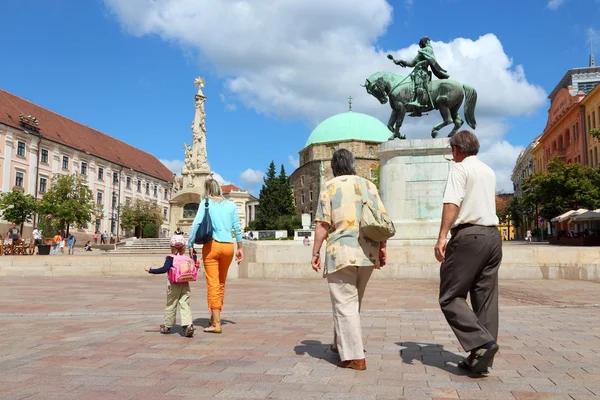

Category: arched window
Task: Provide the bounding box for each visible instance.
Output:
[183,203,199,219]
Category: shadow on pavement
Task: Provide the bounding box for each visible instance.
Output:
[396,341,486,378]
[293,340,339,366]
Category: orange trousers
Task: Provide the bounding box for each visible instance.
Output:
[202,240,234,311]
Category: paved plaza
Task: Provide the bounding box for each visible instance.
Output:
[0,277,599,399]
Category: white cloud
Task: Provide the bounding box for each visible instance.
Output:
[160,159,184,175]
[479,141,524,193]
[108,0,548,194]
[547,0,566,9]
[212,172,231,185]
[239,168,265,190]
[288,155,299,169]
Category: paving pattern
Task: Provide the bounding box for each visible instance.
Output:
[0,277,599,399]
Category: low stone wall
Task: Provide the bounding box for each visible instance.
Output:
[1,241,599,281]
[238,241,600,282]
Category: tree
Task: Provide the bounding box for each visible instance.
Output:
[522,158,600,222]
[590,128,600,141]
[254,161,298,232]
[370,165,380,189]
[255,161,279,229]
[120,198,163,238]
[277,165,295,217]
[0,189,38,235]
[37,174,95,235]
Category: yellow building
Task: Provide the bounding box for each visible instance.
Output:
[498,223,515,241]
[531,137,545,174]
[582,82,600,168]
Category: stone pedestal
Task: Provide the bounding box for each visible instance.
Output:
[379,138,452,246]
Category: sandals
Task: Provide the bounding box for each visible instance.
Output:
[159,325,171,334]
[203,320,222,334]
[182,325,195,338]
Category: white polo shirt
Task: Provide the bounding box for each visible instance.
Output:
[442,156,499,228]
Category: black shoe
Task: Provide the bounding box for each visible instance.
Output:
[159,325,171,334]
[468,343,499,374]
[183,325,195,338]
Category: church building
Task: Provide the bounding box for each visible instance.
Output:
[289,107,391,222]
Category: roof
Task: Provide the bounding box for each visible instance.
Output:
[304,111,390,148]
[548,66,600,101]
[221,184,245,193]
[0,89,174,182]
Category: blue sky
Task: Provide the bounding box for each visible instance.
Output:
[1,0,599,193]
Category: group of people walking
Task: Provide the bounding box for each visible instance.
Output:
[145,130,501,376]
[146,178,243,337]
[311,130,502,374]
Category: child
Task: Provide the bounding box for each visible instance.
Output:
[52,231,62,255]
[84,241,93,251]
[145,234,198,337]
[68,234,76,255]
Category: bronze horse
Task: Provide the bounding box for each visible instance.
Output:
[363,71,477,139]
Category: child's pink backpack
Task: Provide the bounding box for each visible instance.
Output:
[167,254,198,283]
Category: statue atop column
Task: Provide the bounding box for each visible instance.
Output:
[181,77,211,188]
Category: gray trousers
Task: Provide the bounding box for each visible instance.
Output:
[439,225,502,353]
[327,266,373,361]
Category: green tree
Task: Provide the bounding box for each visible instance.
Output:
[255,161,279,229]
[522,158,600,222]
[37,174,95,235]
[370,165,380,189]
[254,161,298,232]
[0,189,38,235]
[120,198,163,238]
[590,128,600,141]
[277,165,295,217]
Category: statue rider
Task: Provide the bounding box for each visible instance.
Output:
[392,37,449,116]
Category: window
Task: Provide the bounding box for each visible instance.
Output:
[125,197,131,205]
[309,191,313,201]
[81,161,87,175]
[370,169,378,179]
[164,188,169,200]
[301,193,305,204]
[15,171,24,188]
[96,191,103,206]
[153,185,158,197]
[98,167,104,181]
[137,180,142,192]
[236,203,242,212]
[163,207,168,219]
[593,112,597,129]
[126,177,131,189]
[591,150,594,166]
[113,172,118,185]
[17,141,25,157]
[301,176,304,186]
[146,183,150,195]
[112,194,117,209]
[595,147,599,166]
[62,156,69,170]
[39,177,48,194]
[41,149,49,164]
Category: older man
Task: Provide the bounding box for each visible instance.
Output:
[434,130,502,374]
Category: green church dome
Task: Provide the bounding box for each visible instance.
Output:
[305,111,390,148]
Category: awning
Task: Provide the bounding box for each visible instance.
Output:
[551,209,588,223]
[571,211,600,222]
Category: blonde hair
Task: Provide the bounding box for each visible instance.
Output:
[204,178,224,202]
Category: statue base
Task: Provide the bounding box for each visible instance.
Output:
[378,138,452,246]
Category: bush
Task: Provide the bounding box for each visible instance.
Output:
[274,215,302,237]
[143,223,159,238]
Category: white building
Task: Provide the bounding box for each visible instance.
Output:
[0,89,174,239]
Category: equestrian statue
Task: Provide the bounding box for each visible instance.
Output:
[363,36,477,139]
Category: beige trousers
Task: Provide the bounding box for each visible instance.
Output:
[327,265,374,361]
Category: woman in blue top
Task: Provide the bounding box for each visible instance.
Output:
[188,178,243,334]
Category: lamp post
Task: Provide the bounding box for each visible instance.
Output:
[506,214,511,241]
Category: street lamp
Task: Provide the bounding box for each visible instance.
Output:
[506,214,511,241]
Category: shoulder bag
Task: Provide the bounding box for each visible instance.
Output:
[359,179,396,242]
[194,199,213,244]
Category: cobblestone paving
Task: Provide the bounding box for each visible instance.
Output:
[0,277,599,399]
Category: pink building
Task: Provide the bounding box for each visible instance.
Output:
[0,89,174,239]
